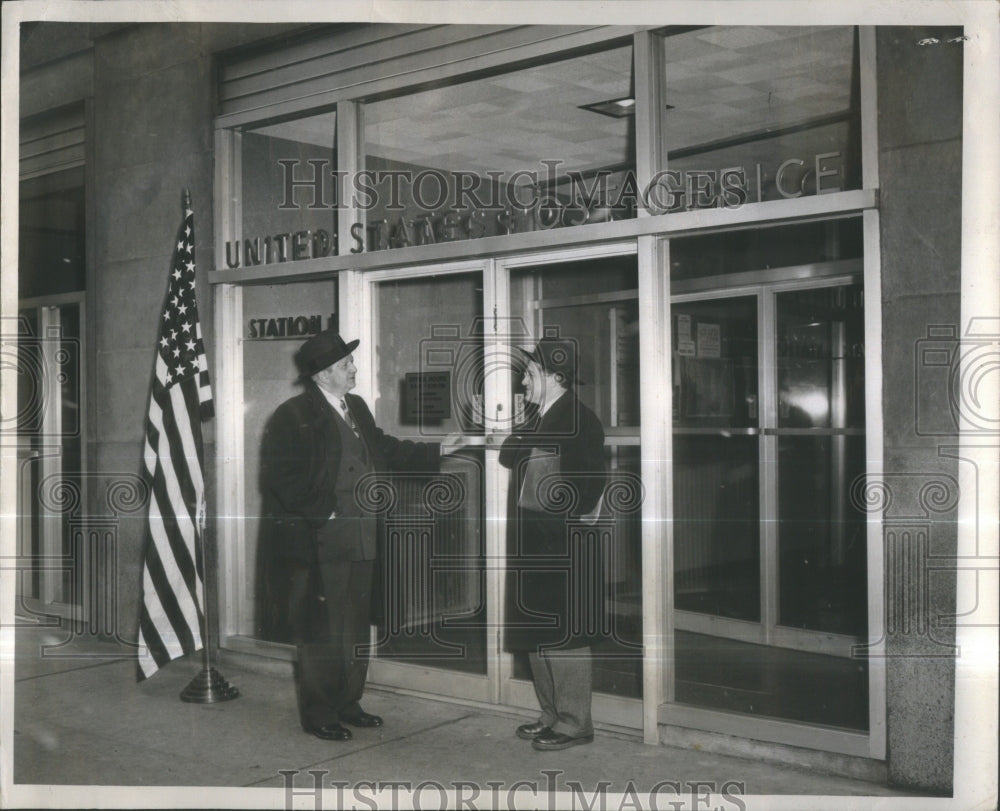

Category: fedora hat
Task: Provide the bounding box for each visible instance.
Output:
[295,329,360,377]
[526,337,583,385]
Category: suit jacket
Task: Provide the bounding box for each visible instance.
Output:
[499,390,607,650]
[259,383,441,565]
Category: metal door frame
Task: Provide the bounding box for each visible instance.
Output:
[15,292,88,624]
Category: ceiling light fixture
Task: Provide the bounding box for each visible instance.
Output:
[579,97,636,118]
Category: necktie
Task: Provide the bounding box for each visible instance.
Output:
[340,398,359,436]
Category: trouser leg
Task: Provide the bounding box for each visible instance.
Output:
[538,646,593,737]
[292,560,374,729]
[296,642,342,729]
[329,559,374,716]
[527,650,558,728]
[288,559,341,730]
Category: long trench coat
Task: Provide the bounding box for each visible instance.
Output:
[499,390,607,651]
[256,383,440,641]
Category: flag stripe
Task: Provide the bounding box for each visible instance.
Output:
[173,382,205,495]
[137,203,213,681]
[150,376,200,537]
[144,533,200,653]
[146,407,204,613]
[146,486,203,640]
[141,566,177,657]
[137,607,165,678]
[149,363,201,552]
[164,371,205,494]
[143,445,202,616]
[146,400,199,580]
[139,563,188,662]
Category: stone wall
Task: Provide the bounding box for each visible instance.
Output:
[876,25,964,794]
[83,23,306,649]
[90,24,218,648]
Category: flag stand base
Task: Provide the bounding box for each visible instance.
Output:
[180,667,240,703]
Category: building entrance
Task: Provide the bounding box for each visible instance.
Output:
[15,300,85,621]
[360,246,645,727]
[670,260,869,731]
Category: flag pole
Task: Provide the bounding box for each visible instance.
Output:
[180,519,239,703]
[179,186,238,703]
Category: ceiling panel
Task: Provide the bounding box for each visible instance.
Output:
[253,26,855,181]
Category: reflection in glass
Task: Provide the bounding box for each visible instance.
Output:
[674,631,868,729]
[673,435,760,621]
[58,306,82,603]
[596,445,644,697]
[777,436,868,635]
[668,272,868,729]
[363,45,636,251]
[776,283,866,635]
[237,111,338,269]
[671,296,759,621]
[670,219,862,283]
[18,165,85,609]
[16,304,83,607]
[17,308,43,600]
[656,26,860,210]
[18,169,86,299]
[374,274,484,436]
[374,273,487,674]
[777,284,865,429]
[374,453,486,675]
[510,256,639,430]
[672,297,758,429]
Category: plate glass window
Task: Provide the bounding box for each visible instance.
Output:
[655,26,861,211]
[235,111,338,270]
[361,43,636,252]
[371,272,487,675]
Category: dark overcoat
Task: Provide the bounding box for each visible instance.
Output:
[256,383,440,639]
[500,390,607,651]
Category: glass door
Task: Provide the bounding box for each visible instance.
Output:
[499,247,644,729]
[16,299,85,621]
[361,248,645,726]
[773,283,868,643]
[363,264,492,702]
[671,294,761,625]
[17,168,87,624]
[671,272,868,731]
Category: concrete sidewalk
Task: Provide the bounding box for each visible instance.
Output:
[10,626,917,808]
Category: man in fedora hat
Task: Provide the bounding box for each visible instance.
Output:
[258,328,461,741]
[499,336,607,751]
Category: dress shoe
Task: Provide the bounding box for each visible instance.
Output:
[339,709,383,728]
[307,723,352,741]
[516,721,552,740]
[531,731,594,751]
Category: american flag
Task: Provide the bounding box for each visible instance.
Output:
[137,201,214,680]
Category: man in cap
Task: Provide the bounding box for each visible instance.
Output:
[499,337,607,750]
[259,329,460,741]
